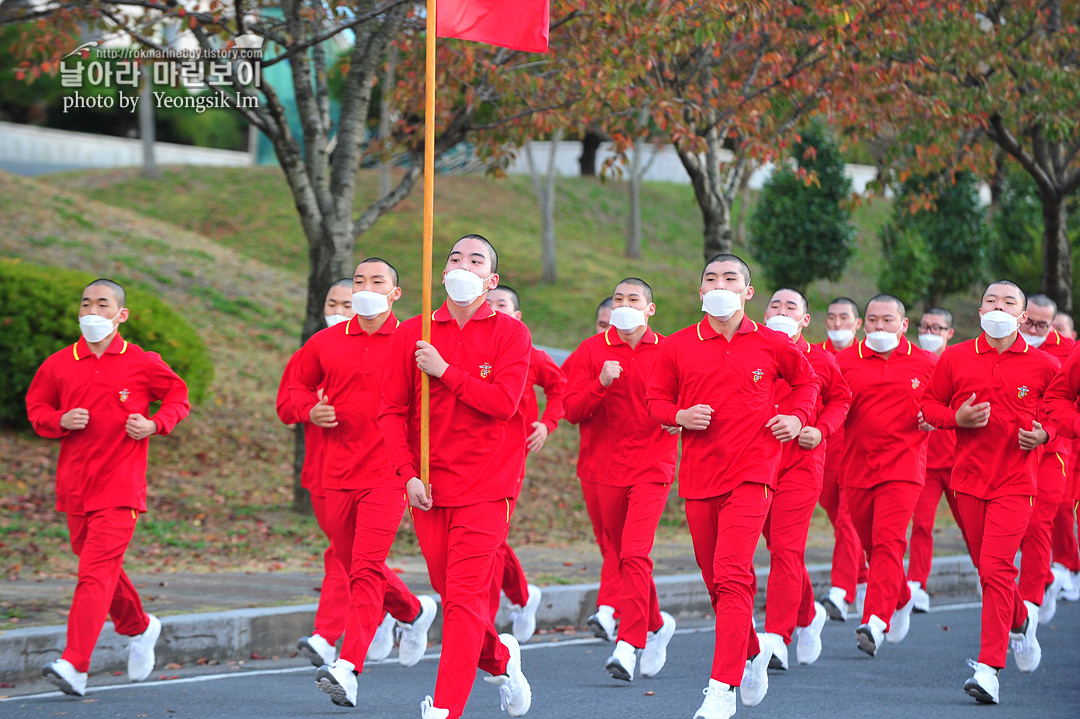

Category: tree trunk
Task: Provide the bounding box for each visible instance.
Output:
[526,132,562,283]
[1041,193,1072,313]
[378,44,398,199]
[291,423,310,515]
[139,64,159,179]
[579,129,603,177]
[675,130,734,263]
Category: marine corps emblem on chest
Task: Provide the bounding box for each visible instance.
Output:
[752,369,764,383]
[911,378,920,390]
[119,388,130,402]
[1017,385,1030,399]
[479,362,493,378]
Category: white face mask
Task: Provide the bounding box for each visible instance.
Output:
[865,330,900,354]
[325,313,350,328]
[917,333,945,352]
[827,328,855,347]
[79,309,121,344]
[701,288,746,321]
[444,269,488,306]
[1019,331,1046,348]
[352,290,390,320]
[609,306,647,333]
[981,310,1019,339]
[765,314,801,338]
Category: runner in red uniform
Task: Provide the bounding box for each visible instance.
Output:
[922,281,1054,704]
[836,295,936,658]
[486,285,568,642]
[758,289,851,670]
[645,255,817,719]
[906,307,964,613]
[26,279,190,697]
[564,278,678,682]
[379,235,533,719]
[819,297,869,620]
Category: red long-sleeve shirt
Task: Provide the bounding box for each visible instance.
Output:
[25,333,190,514]
[377,302,532,506]
[1034,331,1075,485]
[921,334,1059,499]
[522,346,566,434]
[774,337,851,475]
[563,327,677,487]
[645,316,818,499]
[289,315,400,491]
[1043,343,1080,501]
[836,336,937,489]
[275,346,326,495]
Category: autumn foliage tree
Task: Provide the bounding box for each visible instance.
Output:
[858,1,1080,310]
[2,0,582,509]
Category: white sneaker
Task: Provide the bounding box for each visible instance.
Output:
[795,601,827,665]
[822,586,848,621]
[42,659,87,696]
[587,604,618,641]
[1054,563,1079,601]
[605,639,638,682]
[855,614,887,657]
[910,580,930,613]
[511,584,542,644]
[483,633,532,716]
[640,611,676,677]
[366,613,396,662]
[1010,600,1042,672]
[739,634,771,707]
[694,679,736,719]
[855,582,867,619]
[298,633,336,668]
[1067,570,1080,602]
[420,695,450,719]
[127,614,161,682]
[886,594,915,644]
[398,595,437,668]
[764,631,788,671]
[314,659,357,707]
[1039,567,1066,624]
[963,659,999,704]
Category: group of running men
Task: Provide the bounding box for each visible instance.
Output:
[26,236,1080,718]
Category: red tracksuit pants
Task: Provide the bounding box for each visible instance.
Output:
[489,494,529,619]
[761,458,822,643]
[955,492,1033,669]
[62,508,151,673]
[595,482,669,648]
[820,467,868,602]
[1018,452,1067,606]
[685,482,772,686]
[846,481,921,629]
[412,500,512,719]
[580,477,622,612]
[310,492,349,644]
[906,467,965,587]
[324,486,416,670]
[1052,500,1080,572]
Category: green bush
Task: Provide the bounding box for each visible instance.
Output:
[0,258,213,429]
[878,172,988,309]
[750,122,856,293]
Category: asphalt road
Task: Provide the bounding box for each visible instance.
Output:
[4,600,1077,718]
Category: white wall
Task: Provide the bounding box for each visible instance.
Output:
[0,121,253,172]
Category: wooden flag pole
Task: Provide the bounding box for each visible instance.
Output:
[420,0,436,494]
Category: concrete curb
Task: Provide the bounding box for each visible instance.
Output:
[0,555,978,684]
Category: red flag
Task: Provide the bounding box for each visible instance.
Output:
[436,0,550,53]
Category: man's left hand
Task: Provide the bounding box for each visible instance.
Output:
[767,414,803,443]
[1018,421,1049,451]
[415,340,449,378]
[526,422,549,452]
[125,413,157,440]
